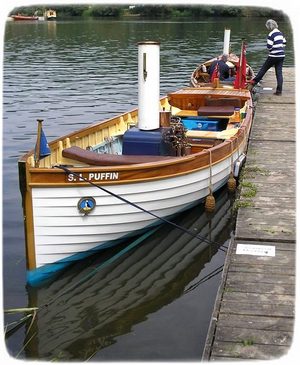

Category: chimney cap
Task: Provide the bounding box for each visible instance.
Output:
[137,40,160,46]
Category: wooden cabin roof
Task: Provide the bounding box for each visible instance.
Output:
[168,87,250,110]
[168,87,250,98]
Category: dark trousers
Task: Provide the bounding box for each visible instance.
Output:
[254,56,284,93]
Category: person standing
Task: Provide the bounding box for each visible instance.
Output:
[250,19,286,95]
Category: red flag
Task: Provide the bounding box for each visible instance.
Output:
[234,41,247,89]
[210,62,220,82]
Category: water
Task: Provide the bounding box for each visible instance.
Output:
[3,17,294,360]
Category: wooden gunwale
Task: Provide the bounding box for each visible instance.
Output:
[27,136,248,188]
[26,107,252,187]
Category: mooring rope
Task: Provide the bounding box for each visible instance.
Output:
[55,164,227,252]
[183,264,224,294]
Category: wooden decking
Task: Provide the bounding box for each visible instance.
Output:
[203,68,296,361]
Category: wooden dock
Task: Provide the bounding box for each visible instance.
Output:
[203,68,296,361]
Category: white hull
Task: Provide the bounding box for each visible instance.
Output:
[32,152,239,268]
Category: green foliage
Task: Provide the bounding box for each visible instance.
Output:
[242,338,255,346]
[9,6,40,16]
[239,181,257,198]
[133,5,173,18]
[55,5,90,17]
[9,4,287,19]
[86,5,122,17]
[233,199,254,211]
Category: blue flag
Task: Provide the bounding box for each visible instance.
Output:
[39,128,51,158]
[34,127,51,162]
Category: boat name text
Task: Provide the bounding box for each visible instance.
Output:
[67,172,119,182]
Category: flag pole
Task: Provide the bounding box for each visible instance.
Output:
[234,39,246,91]
[238,40,243,90]
[34,119,43,167]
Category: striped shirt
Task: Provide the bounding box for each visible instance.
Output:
[267,28,286,57]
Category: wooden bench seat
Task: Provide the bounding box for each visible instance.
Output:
[198,105,235,117]
[204,97,242,108]
[186,128,238,140]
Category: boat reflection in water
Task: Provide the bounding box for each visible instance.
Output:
[24,187,234,361]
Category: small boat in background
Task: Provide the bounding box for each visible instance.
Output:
[191,53,255,87]
[190,29,255,88]
[44,9,57,21]
[11,14,39,21]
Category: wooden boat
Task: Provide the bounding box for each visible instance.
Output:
[44,9,57,21]
[190,29,255,88]
[11,14,39,21]
[190,53,255,87]
[18,41,253,286]
[20,188,231,359]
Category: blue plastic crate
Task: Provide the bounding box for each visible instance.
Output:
[181,118,222,131]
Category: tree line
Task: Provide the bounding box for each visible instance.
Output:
[10,4,285,19]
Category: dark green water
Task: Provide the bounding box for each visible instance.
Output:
[3,17,294,360]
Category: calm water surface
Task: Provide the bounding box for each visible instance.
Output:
[3,17,294,360]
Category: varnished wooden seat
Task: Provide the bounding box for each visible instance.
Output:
[197,105,235,117]
[204,97,242,108]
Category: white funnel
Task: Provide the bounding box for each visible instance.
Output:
[223,28,231,55]
[138,41,160,130]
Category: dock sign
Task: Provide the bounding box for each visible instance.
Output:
[236,244,275,257]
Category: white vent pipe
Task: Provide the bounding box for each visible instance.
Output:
[138,41,160,130]
[223,28,231,55]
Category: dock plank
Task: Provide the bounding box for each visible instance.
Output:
[217,313,294,332]
[226,271,295,285]
[202,68,296,361]
[215,326,293,346]
[228,264,295,276]
[210,341,290,360]
[220,301,294,317]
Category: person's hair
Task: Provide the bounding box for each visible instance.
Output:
[221,54,228,62]
[266,19,278,30]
